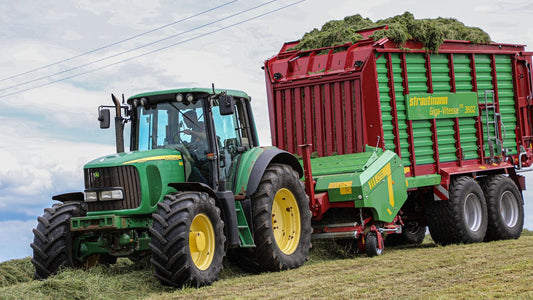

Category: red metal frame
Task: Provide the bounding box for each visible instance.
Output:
[264,35,533,183]
[284,89,294,154]
[324,83,334,156]
[344,80,355,153]
[313,85,325,156]
[294,87,304,156]
[334,82,345,155]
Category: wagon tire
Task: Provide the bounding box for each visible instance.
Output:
[386,221,426,246]
[427,176,487,245]
[481,175,524,241]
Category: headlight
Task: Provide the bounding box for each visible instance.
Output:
[84,189,124,202]
[84,191,98,202]
[100,189,124,201]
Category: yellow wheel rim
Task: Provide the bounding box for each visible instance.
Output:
[272,188,301,255]
[189,213,215,270]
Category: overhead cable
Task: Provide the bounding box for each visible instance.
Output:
[0,0,278,93]
[0,0,238,84]
[0,0,305,99]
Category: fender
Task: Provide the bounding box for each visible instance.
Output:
[168,182,240,248]
[52,192,84,202]
[234,147,303,198]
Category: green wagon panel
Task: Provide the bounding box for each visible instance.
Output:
[495,55,518,155]
[405,53,435,165]
[376,51,519,169]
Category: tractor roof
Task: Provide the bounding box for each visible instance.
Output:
[128,87,250,101]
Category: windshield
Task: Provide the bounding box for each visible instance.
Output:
[136,100,205,151]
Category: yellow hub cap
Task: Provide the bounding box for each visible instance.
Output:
[189,213,215,270]
[272,188,301,255]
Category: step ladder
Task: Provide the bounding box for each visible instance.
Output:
[483,90,505,160]
[235,201,255,247]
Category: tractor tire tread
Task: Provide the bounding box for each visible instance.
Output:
[235,163,311,273]
[150,192,225,288]
[31,201,85,279]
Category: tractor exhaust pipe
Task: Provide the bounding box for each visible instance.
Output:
[111,94,125,153]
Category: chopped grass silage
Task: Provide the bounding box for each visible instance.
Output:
[291,11,491,52]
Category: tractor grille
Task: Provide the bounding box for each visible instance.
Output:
[84,166,142,212]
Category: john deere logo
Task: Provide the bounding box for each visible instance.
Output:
[92,172,100,180]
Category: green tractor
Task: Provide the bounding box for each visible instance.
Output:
[31,88,311,287]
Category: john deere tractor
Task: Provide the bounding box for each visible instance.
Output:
[31,88,311,287]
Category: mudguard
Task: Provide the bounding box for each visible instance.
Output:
[234,146,303,198]
[52,192,84,202]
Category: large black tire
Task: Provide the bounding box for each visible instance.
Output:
[426,176,488,245]
[481,175,524,241]
[386,221,426,246]
[150,192,225,288]
[236,163,311,272]
[31,201,86,279]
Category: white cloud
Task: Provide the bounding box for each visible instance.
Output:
[0,115,114,211]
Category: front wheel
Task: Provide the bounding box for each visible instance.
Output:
[31,202,86,279]
[237,163,311,272]
[150,192,225,288]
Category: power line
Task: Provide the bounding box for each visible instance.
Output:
[0,0,305,99]
[0,0,278,94]
[0,0,237,84]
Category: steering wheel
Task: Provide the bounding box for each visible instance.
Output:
[171,130,184,144]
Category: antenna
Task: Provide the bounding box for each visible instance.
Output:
[212,83,216,94]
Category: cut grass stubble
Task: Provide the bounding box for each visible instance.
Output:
[1,235,532,299]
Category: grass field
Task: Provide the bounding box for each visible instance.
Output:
[1,232,532,299]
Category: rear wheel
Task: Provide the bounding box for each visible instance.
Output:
[31,202,86,279]
[237,163,311,272]
[481,175,524,241]
[150,192,225,288]
[426,177,488,245]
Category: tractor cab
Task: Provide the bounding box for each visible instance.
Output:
[100,88,259,192]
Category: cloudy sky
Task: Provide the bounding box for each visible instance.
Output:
[1,0,533,262]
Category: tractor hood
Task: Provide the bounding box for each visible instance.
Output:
[84,148,184,169]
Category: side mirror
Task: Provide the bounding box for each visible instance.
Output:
[219,95,235,115]
[98,108,111,129]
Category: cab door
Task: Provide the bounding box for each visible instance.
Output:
[211,98,252,191]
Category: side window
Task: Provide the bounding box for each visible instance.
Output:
[213,106,241,156]
[156,111,168,146]
[213,98,251,183]
[138,108,169,150]
[235,102,251,149]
